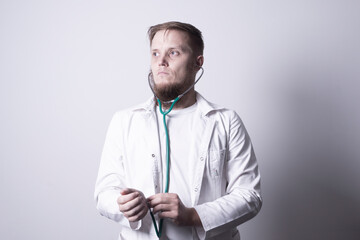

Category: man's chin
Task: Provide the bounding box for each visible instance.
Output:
[153,77,174,86]
[154,81,170,88]
[153,84,182,102]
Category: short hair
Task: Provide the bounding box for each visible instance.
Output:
[148,21,204,56]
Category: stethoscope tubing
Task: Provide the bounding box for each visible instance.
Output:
[149,97,179,238]
[147,67,204,238]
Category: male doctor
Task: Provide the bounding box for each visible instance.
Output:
[95,21,262,239]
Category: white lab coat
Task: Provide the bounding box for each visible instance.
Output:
[94,92,262,239]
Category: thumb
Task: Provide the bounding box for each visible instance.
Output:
[120,188,134,195]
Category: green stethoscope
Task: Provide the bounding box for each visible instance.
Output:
[147,67,203,238]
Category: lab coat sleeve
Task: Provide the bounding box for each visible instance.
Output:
[94,112,141,230]
[194,111,262,239]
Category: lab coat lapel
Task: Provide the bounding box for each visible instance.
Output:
[191,115,215,206]
[144,111,163,195]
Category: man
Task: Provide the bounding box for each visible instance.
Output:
[95,21,262,240]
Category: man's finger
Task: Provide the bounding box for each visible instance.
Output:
[119,193,144,212]
[151,203,172,214]
[117,191,140,205]
[123,201,148,218]
[158,210,175,220]
[128,208,148,222]
[147,193,178,208]
[120,188,135,195]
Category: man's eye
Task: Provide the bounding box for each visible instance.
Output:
[170,51,179,56]
[152,52,159,57]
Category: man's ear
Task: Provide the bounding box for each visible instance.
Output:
[196,55,204,68]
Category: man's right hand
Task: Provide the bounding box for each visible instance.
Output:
[117,188,148,222]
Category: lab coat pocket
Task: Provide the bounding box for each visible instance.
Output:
[208,149,226,179]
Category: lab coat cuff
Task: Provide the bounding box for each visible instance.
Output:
[96,190,142,230]
[128,220,141,230]
[193,205,208,240]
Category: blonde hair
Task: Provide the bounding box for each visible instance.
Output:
[148,21,204,56]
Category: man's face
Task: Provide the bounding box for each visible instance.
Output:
[150,29,197,101]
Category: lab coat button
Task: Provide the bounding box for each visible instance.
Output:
[151,154,155,158]
[200,157,204,161]
[194,187,198,192]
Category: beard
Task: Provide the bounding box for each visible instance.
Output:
[149,71,194,102]
[153,80,183,102]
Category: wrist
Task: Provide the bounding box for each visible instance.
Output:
[189,207,202,227]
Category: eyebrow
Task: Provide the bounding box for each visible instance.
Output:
[151,45,191,53]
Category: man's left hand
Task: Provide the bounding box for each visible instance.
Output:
[147,193,202,226]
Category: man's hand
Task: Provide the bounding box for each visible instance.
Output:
[117,188,148,222]
[147,193,202,226]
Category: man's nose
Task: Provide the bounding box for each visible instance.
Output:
[158,55,169,67]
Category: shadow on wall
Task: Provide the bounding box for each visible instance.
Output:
[267,65,360,240]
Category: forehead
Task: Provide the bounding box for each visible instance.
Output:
[151,29,192,50]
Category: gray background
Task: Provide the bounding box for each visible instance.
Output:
[1,0,359,239]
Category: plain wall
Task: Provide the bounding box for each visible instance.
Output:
[1,0,359,239]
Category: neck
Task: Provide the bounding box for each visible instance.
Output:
[158,89,196,110]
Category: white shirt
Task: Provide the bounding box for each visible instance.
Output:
[155,102,199,239]
[94,92,262,240]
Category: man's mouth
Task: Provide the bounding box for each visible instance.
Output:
[157,71,169,76]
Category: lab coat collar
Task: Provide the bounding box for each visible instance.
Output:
[196,92,224,117]
[130,92,224,117]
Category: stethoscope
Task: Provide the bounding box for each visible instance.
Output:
[147,66,204,238]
